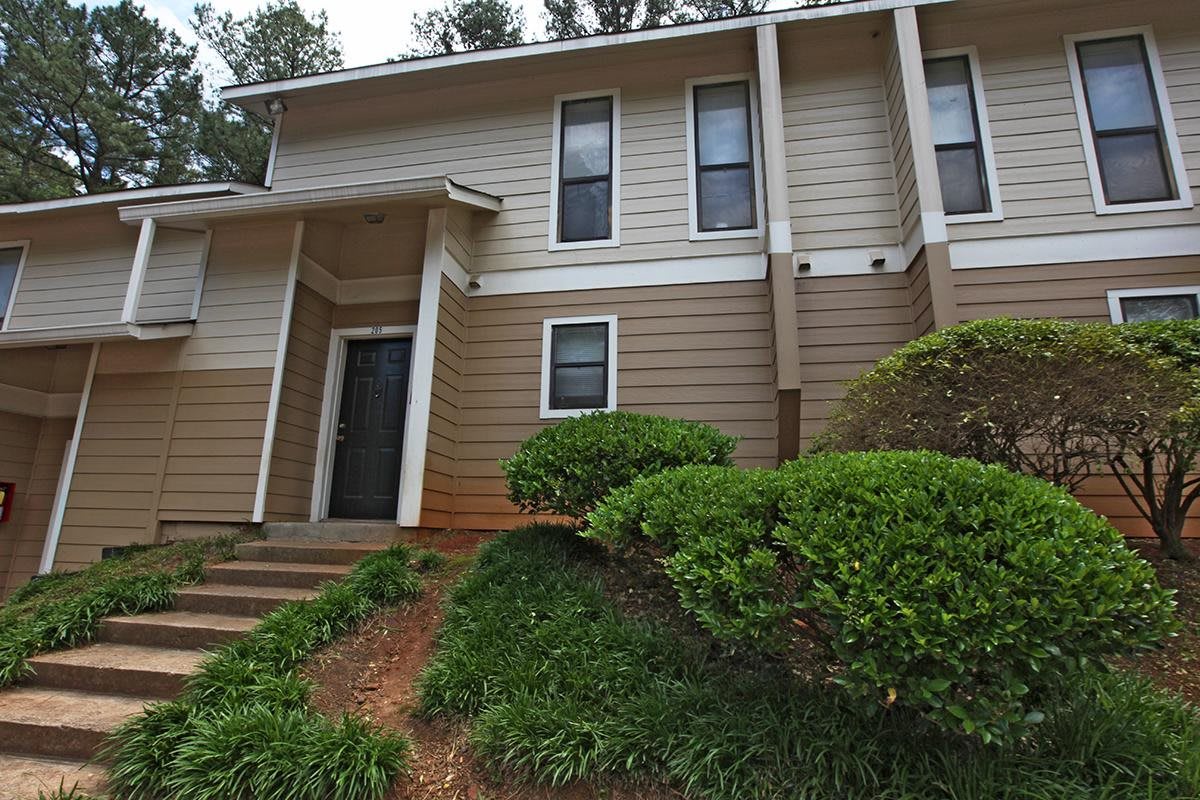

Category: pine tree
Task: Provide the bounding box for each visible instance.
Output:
[408,0,526,57]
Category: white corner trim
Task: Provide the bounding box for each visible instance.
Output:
[39,342,100,574]
[252,221,304,523]
[310,324,418,522]
[1106,285,1200,323]
[397,207,447,527]
[264,113,284,189]
[684,73,767,243]
[467,252,766,296]
[0,239,30,332]
[893,7,947,231]
[948,224,1200,269]
[188,230,213,321]
[767,221,792,254]
[548,88,621,252]
[1063,26,1194,216]
[923,45,1004,224]
[539,314,619,420]
[121,219,156,324]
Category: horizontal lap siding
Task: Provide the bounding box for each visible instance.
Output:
[266,283,333,521]
[907,250,934,336]
[794,273,917,446]
[0,411,43,596]
[6,417,71,591]
[455,280,777,531]
[136,228,207,324]
[953,256,1200,322]
[423,275,466,529]
[1076,474,1199,539]
[918,0,1200,242]
[779,20,901,252]
[271,36,760,273]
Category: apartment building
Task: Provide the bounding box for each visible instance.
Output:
[0,0,1196,595]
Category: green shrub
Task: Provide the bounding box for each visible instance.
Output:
[501,411,739,520]
[418,525,1199,799]
[105,544,423,800]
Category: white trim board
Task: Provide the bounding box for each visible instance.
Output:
[948,224,1200,269]
[310,324,418,523]
[539,314,619,420]
[922,46,1004,225]
[548,89,622,252]
[793,244,907,276]
[122,219,156,324]
[0,183,263,218]
[0,240,30,332]
[1063,26,1194,216]
[684,73,767,243]
[252,221,305,523]
[1107,285,1200,323]
[467,252,766,296]
[39,342,100,574]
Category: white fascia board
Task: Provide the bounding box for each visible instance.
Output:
[0,183,264,217]
[118,176,501,225]
[221,0,954,107]
[948,224,1200,269]
[467,253,766,296]
[0,321,193,349]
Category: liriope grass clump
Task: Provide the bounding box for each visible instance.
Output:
[0,533,246,687]
[104,544,428,800]
[417,524,1200,800]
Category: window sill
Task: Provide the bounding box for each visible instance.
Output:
[539,405,614,420]
[688,226,763,242]
[548,237,620,252]
[1093,197,1195,216]
[946,211,1004,225]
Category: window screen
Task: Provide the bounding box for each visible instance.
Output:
[549,322,609,410]
[1076,36,1175,204]
[924,55,990,215]
[558,97,613,242]
[693,81,756,231]
[1120,294,1199,322]
[0,247,21,325]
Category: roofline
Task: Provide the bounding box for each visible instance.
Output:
[0,182,265,217]
[118,176,502,227]
[223,0,950,107]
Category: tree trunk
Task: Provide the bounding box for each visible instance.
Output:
[1158,507,1195,561]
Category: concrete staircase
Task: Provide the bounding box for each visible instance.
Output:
[0,539,381,799]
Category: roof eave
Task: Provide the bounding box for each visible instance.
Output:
[0,182,265,218]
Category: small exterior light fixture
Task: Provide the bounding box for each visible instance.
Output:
[363,212,387,225]
[868,250,886,268]
[265,97,288,116]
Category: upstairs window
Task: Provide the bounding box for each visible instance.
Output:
[540,315,617,418]
[1108,287,1200,323]
[1066,29,1193,214]
[923,50,1000,220]
[0,246,24,329]
[550,92,620,249]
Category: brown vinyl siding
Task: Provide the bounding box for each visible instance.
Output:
[455,280,777,530]
[265,283,333,521]
[422,275,467,529]
[136,228,208,323]
[907,250,934,336]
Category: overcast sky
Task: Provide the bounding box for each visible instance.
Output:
[125,0,792,85]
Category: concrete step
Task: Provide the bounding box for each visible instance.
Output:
[26,643,204,699]
[0,753,108,799]
[236,539,385,566]
[0,687,147,761]
[206,560,351,589]
[98,611,259,650]
[174,583,317,616]
[262,521,418,543]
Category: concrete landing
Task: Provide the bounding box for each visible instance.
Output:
[262,521,414,543]
[0,754,108,798]
[237,539,386,565]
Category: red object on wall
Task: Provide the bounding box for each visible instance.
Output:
[0,483,13,523]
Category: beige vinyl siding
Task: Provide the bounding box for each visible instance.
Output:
[456,280,776,530]
[331,301,420,329]
[6,216,137,330]
[445,207,474,271]
[265,283,333,521]
[794,272,918,446]
[907,250,934,336]
[918,0,1200,241]
[884,29,919,242]
[270,35,760,273]
[0,347,58,393]
[136,228,208,323]
[180,221,294,372]
[778,18,901,253]
[422,275,466,529]
[5,417,72,593]
[0,411,42,596]
[953,256,1200,322]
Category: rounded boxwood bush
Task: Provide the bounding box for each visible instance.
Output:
[589,452,1178,743]
[501,411,739,520]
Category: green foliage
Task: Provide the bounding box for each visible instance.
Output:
[0,0,203,199]
[104,545,423,800]
[501,411,738,520]
[407,0,526,57]
[418,525,1199,799]
[588,452,1179,743]
[0,533,248,687]
[540,0,767,38]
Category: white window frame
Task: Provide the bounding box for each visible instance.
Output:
[922,46,1004,224]
[548,89,621,252]
[539,314,618,420]
[310,324,417,522]
[1106,285,1200,323]
[0,240,30,332]
[684,73,767,241]
[1064,26,1194,216]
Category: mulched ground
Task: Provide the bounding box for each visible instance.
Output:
[303,533,1199,800]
